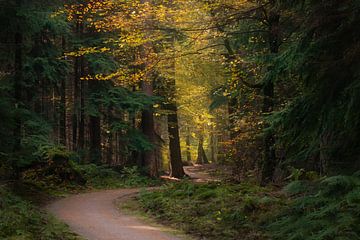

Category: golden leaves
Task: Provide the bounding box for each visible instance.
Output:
[65,47,110,57]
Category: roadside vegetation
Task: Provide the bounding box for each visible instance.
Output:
[132,173,360,240]
[0,186,80,240]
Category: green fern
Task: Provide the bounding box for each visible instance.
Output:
[268,174,360,240]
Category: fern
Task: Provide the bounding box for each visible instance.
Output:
[268,174,360,240]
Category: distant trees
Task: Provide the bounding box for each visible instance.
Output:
[1,0,357,183]
[204,0,360,180]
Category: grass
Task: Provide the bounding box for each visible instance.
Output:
[131,173,360,240]
[131,181,286,240]
[0,185,81,240]
[119,195,196,240]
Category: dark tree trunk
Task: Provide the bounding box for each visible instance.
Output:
[228,97,238,141]
[167,102,185,178]
[261,9,280,185]
[196,136,208,164]
[13,29,23,179]
[106,108,113,165]
[72,21,80,151]
[210,130,216,163]
[78,55,85,151]
[89,115,101,164]
[186,129,192,163]
[88,80,101,164]
[13,32,22,148]
[141,80,158,177]
[59,37,67,146]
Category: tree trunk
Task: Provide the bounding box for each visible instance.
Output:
[106,107,113,165]
[196,135,208,164]
[89,114,101,164]
[13,12,23,178]
[228,97,238,141]
[141,80,158,177]
[210,130,217,163]
[186,129,192,163]
[72,21,80,151]
[261,9,280,185]
[78,54,85,151]
[59,37,67,146]
[167,101,185,178]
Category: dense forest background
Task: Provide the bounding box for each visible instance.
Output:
[0,0,360,239]
[1,0,359,182]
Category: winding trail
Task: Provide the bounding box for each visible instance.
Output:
[46,189,182,240]
[46,164,224,240]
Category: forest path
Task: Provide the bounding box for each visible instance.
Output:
[184,164,224,183]
[46,189,183,240]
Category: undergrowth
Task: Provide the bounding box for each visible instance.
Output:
[135,174,360,240]
[136,182,285,240]
[268,174,360,240]
[22,163,162,196]
[75,164,162,189]
[0,186,80,240]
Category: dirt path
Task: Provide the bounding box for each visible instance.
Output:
[46,189,182,240]
[184,164,222,183]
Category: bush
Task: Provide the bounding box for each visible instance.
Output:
[21,150,86,195]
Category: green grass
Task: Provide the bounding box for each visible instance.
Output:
[134,181,285,240]
[133,174,360,240]
[0,186,81,240]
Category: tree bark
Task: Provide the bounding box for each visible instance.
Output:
[72,21,80,151]
[196,135,208,164]
[261,8,280,185]
[141,80,158,177]
[210,129,217,163]
[89,114,101,164]
[12,22,23,178]
[186,128,192,163]
[78,54,85,151]
[167,101,185,178]
[59,37,67,146]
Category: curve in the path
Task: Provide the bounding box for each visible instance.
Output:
[46,189,181,240]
